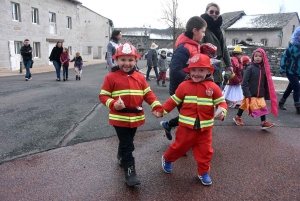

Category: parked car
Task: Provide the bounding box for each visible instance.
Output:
[157,48,173,66]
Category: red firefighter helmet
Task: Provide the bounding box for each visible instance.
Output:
[112,43,141,59]
[201,43,217,58]
[241,56,250,65]
[183,54,215,73]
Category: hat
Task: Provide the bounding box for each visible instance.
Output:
[112,43,141,59]
[201,43,217,58]
[232,45,243,54]
[183,54,215,73]
[150,43,158,49]
[241,56,250,65]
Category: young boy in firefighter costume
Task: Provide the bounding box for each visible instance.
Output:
[99,43,163,187]
[161,53,228,186]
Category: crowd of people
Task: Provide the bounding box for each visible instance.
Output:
[20,40,83,81]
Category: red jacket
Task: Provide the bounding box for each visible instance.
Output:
[228,56,242,85]
[163,79,228,131]
[99,69,163,128]
[60,52,70,66]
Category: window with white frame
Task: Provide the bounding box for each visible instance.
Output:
[33,42,41,58]
[11,2,20,21]
[14,41,22,54]
[68,46,72,55]
[232,39,238,46]
[66,16,72,29]
[32,8,39,24]
[261,39,268,46]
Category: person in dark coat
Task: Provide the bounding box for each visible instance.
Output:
[201,2,232,89]
[49,41,63,81]
[146,43,159,80]
[20,39,33,81]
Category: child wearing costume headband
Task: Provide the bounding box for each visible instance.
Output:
[161,53,228,186]
[99,43,163,187]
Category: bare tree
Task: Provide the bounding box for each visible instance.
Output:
[160,0,185,50]
[278,1,286,13]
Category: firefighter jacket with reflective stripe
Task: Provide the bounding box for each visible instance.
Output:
[99,69,163,128]
[163,79,228,131]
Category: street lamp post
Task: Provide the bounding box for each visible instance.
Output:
[143,24,151,52]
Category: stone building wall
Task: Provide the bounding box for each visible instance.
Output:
[228,46,286,76]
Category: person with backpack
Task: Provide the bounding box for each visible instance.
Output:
[106,30,122,72]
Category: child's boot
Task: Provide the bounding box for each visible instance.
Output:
[162,82,167,87]
[156,79,160,86]
[295,102,300,114]
[278,98,287,110]
[78,76,81,81]
[124,164,141,186]
[76,75,78,80]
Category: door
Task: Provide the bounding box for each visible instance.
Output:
[48,42,56,65]
[49,12,57,34]
[98,46,103,59]
[9,41,21,71]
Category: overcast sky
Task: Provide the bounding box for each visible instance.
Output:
[80,0,300,29]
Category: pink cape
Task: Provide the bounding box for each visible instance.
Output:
[252,48,278,117]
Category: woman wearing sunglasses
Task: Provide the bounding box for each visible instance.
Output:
[201,2,232,89]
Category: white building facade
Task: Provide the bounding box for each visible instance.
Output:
[0,0,112,71]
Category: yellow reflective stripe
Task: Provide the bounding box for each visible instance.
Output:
[179,114,195,126]
[163,110,168,115]
[105,98,114,107]
[143,87,151,95]
[151,101,161,108]
[100,89,112,96]
[214,97,225,105]
[184,97,213,106]
[179,114,214,128]
[171,95,182,105]
[197,98,213,106]
[112,90,143,97]
[109,114,145,122]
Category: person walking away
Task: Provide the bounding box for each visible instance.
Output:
[49,41,63,81]
[233,48,278,129]
[222,45,243,108]
[60,48,70,81]
[146,43,159,80]
[20,39,33,81]
[106,30,122,72]
[159,16,207,140]
[161,54,228,185]
[278,26,300,114]
[157,50,168,87]
[99,43,163,186]
[70,52,83,80]
[201,2,233,89]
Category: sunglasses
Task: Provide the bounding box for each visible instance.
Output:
[209,10,220,15]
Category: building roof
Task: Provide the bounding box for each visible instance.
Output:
[68,0,82,4]
[221,11,246,29]
[118,28,173,40]
[227,12,299,30]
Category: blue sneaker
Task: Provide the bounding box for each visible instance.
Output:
[198,173,212,185]
[161,156,172,173]
[160,121,172,140]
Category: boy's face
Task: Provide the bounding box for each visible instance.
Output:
[190,67,210,82]
[161,52,166,56]
[116,56,137,73]
[192,27,206,42]
[236,54,242,60]
[253,52,263,63]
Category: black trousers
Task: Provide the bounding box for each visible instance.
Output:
[237,108,266,122]
[63,66,69,79]
[114,126,137,168]
[167,103,182,127]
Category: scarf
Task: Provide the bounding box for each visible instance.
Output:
[252,48,278,117]
[200,13,223,42]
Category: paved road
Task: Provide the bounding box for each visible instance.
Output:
[0,61,299,200]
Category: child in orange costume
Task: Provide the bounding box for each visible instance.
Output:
[99,43,163,187]
[161,53,228,186]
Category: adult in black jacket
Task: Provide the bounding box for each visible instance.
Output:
[146,43,159,80]
[20,39,33,81]
[49,41,63,81]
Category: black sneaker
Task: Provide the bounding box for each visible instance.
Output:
[76,75,78,80]
[160,121,172,140]
[125,166,141,186]
[78,76,81,80]
[28,77,32,81]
